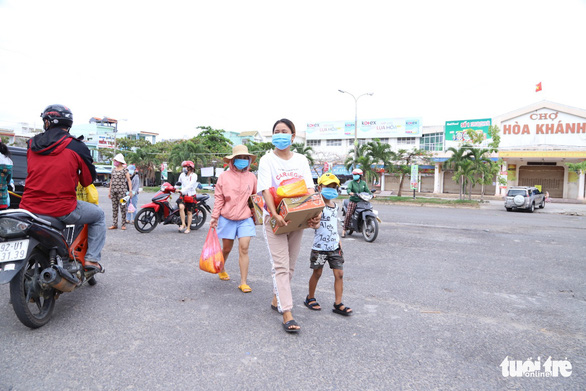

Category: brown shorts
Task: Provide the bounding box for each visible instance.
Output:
[310,248,344,270]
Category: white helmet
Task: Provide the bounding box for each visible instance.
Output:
[352,168,363,176]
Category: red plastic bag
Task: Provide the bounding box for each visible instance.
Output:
[268,187,283,210]
[199,228,225,274]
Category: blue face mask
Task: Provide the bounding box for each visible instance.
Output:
[353,175,361,181]
[233,158,249,170]
[321,187,339,200]
[272,133,292,150]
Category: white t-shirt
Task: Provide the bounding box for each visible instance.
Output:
[177,172,198,196]
[312,203,340,251]
[257,151,315,193]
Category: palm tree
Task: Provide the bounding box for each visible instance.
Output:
[443,146,471,200]
[387,148,431,197]
[169,140,208,171]
[344,144,370,171]
[365,139,392,185]
[464,147,493,201]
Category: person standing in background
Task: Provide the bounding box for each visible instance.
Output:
[108,153,133,230]
[126,164,140,224]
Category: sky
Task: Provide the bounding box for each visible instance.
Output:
[1,0,585,140]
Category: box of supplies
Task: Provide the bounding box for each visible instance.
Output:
[248,194,265,225]
[269,193,325,235]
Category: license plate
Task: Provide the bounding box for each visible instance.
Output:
[0,239,29,262]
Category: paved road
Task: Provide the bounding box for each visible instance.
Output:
[1,188,584,390]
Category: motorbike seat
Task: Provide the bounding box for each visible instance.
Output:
[36,214,66,230]
[196,194,209,202]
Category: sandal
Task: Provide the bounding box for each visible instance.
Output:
[304,295,321,311]
[341,230,346,238]
[218,271,230,281]
[178,226,186,233]
[108,225,118,230]
[238,284,252,293]
[282,319,300,333]
[121,226,126,230]
[184,229,191,234]
[271,304,279,313]
[333,302,353,316]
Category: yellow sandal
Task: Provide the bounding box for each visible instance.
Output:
[218,271,230,281]
[238,284,252,293]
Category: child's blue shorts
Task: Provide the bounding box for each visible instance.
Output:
[217,216,256,240]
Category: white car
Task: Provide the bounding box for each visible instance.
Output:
[339,180,352,195]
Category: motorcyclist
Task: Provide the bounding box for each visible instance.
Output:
[19,104,106,271]
[342,168,374,238]
[175,160,198,233]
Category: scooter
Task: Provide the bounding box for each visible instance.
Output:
[0,209,102,328]
[134,182,211,233]
[342,191,381,242]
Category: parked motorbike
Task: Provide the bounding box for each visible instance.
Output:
[342,191,380,242]
[134,182,210,233]
[0,209,102,328]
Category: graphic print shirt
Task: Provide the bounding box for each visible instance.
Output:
[312,203,340,251]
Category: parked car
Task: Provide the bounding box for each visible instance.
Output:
[7,146,27,209]
[504,186,545,212]
[339,180,352,195]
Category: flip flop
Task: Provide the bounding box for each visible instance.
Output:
[218,271,230,281]
[283,319,300,333]
[184,229,191,234]
[238,284,252,293]
[121,226,126,230]
[271,304,279,313]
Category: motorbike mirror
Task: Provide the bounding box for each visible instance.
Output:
[370,189,377,193]
[175,182,181,186]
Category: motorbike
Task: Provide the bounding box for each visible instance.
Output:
[0,209,102,328]
[134,182,211,233]
[342,191,381,242]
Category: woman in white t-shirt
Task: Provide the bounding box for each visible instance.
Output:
[257,118,321,334]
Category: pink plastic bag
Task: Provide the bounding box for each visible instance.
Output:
[199,228,225,274]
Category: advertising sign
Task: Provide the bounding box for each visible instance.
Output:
[410,165,419,190]
[445,119,492,146]
[500,109,586,149]
[306,117,422,140]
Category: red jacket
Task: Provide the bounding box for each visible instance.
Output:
[20,128,96,217]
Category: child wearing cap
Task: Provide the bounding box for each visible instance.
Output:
[304,173,352,316]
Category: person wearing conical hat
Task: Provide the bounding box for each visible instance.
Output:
[210,144,257,293]
[108,153,133,230]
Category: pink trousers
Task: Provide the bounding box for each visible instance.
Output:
[263,216,304,313]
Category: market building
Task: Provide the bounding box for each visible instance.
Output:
[495,100,586,200]
[304,100,586,200]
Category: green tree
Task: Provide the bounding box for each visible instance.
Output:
[387,148,432,197]
[169,139,208,171]
[443,146,470,200]
[365,139,392,185]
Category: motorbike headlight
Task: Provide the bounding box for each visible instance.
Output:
[0,218,31,238]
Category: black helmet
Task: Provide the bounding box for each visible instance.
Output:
[41,104,73,129]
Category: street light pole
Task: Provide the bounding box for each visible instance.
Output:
[338,89,373,163]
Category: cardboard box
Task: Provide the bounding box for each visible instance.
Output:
[248,194,265,226]
[269,193,325,235]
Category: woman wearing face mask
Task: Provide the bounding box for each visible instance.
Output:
[342,168,374,238]
[125,164,140,225]
[257,118,321,334]
[176,160,198,233]
[209,145,257,292]
[108,153,133,230]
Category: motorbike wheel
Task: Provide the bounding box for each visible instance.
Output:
[362,216,379,242]
[190,205,207,231]
[134,208,159,233]
[10,249,56,329]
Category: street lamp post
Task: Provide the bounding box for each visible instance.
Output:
[338,90,373,163]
